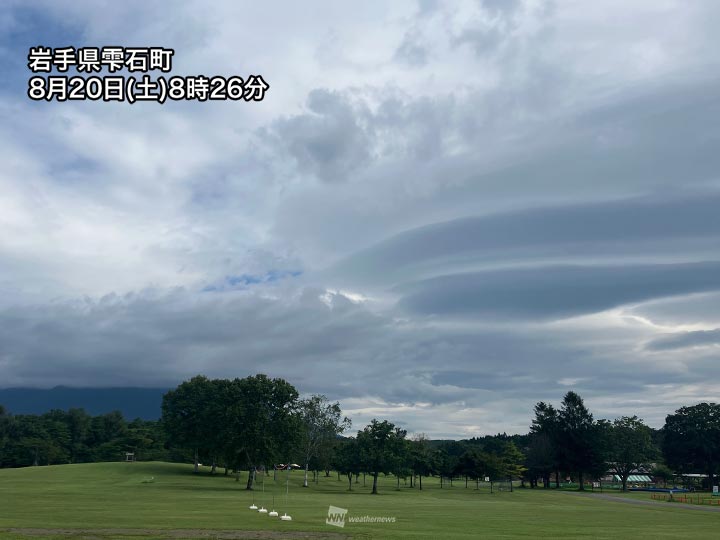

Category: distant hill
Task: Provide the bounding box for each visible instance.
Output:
[0,387,168,419]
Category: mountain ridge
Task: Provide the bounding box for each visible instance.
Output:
[0,386,168,419]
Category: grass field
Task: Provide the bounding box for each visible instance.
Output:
[0,462,717,539]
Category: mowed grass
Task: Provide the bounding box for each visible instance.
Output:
[0,462,717,539]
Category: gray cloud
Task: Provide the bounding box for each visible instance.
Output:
[397,262,720,320]
[262,89,372,183]
[331,192,720,287]
[394,31,429,67]
[628,293,720,327]
[646,329,720,351]
[0,283,710,435]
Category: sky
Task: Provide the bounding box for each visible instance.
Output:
[1,0,720,438]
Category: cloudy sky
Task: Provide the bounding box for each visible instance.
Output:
[1,0,720,438]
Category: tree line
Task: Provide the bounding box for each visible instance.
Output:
[0,406,180,467]
[2,374,719,494]
[526,391,720,491]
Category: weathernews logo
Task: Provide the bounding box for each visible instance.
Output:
[325,505,396,528]
[326,506,348,528]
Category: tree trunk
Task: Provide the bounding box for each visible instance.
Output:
[363,473,366,486]
[397,475,400,489]
[622,474,628,492]
[465,476,468,488]
[347,472,352,491]
[578,471,584,491]
[211,459,216,474]
[555,471,560,488]
[193,448,199,473]
[372,472,379,494]
[419,475,423,490]
[246,468,255,490]
[304,463,309,487]
[440,475,443,489]
[707,468,714,492]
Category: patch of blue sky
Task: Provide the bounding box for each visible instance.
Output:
[202,269,302,292]
[1,4,85,96]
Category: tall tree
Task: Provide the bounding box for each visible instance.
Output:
[357,419,407,494]
[607,416,657,491]
[334,438,362,491]
[298,395,351,487]
[456,449,483,486]
[161,375,214,473]
[530,401,562,488]
[557,391,603,490]
[65,408,91,463]
[0,406,8,466]
[526,433,555,488]
[663,402,720,489]
[409,433,433,490]
[228,374,300,490]
[497,440,526,481]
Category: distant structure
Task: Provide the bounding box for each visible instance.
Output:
[125,452,135,462]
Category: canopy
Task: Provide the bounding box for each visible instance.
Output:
[613,474,651,482]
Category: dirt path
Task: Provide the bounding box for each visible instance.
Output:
[0,529,349,539]
[561,491,720,513]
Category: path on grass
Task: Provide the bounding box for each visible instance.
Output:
[0,529,349,539]
[561,491,720,513]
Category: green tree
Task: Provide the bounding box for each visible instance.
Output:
[607,416,657,491]
[530,401,562,488]
[298,395,350,487]
[409,433,433,490]
[65,408,91,463]
[226,375,300,490]
[651,463,674,488]
[334,438,362,490]
[663,402,720,489]
[525,432,555,488]
[498,440,526,481]
[161,375,214,473]
[456,449,483,487]
[357,419,407,494]
[0,406,8,466]
[557,391,603,490]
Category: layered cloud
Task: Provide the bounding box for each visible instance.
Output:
[1,0,720,437]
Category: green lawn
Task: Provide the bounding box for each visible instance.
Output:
[0,462,716,539]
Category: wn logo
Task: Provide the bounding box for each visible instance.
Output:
[326,505,348,528]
